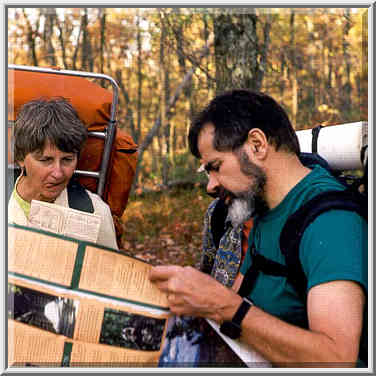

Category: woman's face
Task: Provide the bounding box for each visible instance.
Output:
[17,141,78,203]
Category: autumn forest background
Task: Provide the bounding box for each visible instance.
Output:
[7,7,368,265]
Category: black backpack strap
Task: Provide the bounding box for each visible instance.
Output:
[279,189,367,300]
[311,125,323,154]
[67,179,94,213]
[238,242,288,297]
[210,199,229,250]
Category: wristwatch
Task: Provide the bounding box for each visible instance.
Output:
[219,297,253,339]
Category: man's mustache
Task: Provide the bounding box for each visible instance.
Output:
[207,186,236,203]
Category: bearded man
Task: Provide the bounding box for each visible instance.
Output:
[150,90,367,367]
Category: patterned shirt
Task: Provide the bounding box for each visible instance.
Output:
[200,198,245,288]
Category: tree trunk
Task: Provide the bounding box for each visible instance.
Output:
[136,10,143,144]
[256,12,272,90]
[23,8,39,66]
[159,11,171,186]
[99,8,106,74]
[173,9,194,162]
[55,12,69,69]
[289,11,298,126]
[72,24,82,70]
[341,9,352,116]
[213,8,270,93]
[42,8,57,66]
[203,11,213,91]
[279,53,286,101]
[81,8,93,71]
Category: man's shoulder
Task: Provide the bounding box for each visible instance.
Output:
[306,165,345,189]
[282,168,366,252]
[297,166,347,206]
[298,166,366,223]
[296,185,366,238]
[298,191,367,257]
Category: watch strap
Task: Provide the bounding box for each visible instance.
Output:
[219,296,253,338]
[232,297,253,326]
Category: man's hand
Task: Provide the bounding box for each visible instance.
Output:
[149,265,242,323]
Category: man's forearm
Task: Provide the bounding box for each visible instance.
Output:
[224,304,354,367]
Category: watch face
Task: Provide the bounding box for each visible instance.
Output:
[219,321,241,339]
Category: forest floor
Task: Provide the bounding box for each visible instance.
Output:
[119,186,213,268]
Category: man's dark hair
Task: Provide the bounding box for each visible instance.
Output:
[14,97,88,162]
[188,89,300,158]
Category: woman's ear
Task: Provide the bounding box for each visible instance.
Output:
[246,128,268,160]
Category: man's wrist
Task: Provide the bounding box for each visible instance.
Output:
[219,296,254,339]
[216,292,243,324]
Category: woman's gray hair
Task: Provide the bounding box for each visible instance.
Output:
[14,97,88,162]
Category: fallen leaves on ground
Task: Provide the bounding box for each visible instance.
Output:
[119,187,212,267]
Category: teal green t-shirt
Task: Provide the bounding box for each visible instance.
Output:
[240,165,368,329]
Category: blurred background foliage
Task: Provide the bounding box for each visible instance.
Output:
[8,7,368,189]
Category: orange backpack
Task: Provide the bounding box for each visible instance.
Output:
[8,67,138,242]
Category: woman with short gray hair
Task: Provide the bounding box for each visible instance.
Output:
[9,97,118,250]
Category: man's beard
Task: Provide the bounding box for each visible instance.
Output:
[211,150,268,227]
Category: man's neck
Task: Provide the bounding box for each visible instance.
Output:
[263,152,311,210]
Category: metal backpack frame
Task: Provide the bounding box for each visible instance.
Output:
[8,64,120,199]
